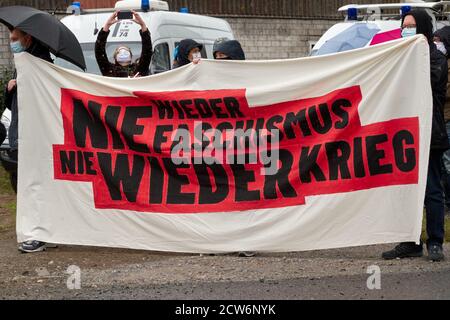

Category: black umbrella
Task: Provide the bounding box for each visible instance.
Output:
[0,6,86,70]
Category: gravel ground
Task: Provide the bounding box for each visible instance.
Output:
[0,226,449,300]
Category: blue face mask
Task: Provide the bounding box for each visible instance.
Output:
[173,46,179,60]
[10,41,25,53]
[401,27,417,38]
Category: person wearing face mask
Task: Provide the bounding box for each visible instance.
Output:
[433,27,450,216]
[212,39,254,258]
[5,28,52,156]
[213,40,246,61]
[95,11,152,77]
[3,27,53,253]
[172,39,203,69]
[382,10,449,262]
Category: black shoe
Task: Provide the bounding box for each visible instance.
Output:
[427,244,445,262]
[382,242,423,260]
[238,251,256,257]
[18,241,46,253]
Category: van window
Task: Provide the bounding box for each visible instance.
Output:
[150,43,170,74]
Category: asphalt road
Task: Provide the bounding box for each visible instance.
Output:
[23,269,450,300]
[1,227,449,300]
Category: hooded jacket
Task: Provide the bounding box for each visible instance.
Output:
[402,10,449,150]
[213,40,245,60]
[95,29,152,77]
[434,26,450,52]
[434,26,450,122]
[3,40,53,150]
[173,39,203,68]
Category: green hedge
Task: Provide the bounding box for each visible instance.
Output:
[0,68,14,114]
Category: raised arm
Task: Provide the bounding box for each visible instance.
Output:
[95,12,118,76]
[132,11,152,76]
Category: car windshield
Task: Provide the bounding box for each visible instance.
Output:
[311,23,380,56]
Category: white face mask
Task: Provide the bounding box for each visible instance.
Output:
[435,41,447,56]
[116,49,132,65]
[401,27,417,38]
[192,52,201,62]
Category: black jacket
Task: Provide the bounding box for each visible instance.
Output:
[3,41,52,150]
[433,26,450,122]
[95,29,152,77]
[430,43,449,150]
[403,10,449,150]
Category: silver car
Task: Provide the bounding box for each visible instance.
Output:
[0,108,16,174]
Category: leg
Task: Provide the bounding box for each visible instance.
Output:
[442,121,450,209]
[6,149,17,194]
[8,149,49,253]
[9,172,17,194]
[424,150,445,247]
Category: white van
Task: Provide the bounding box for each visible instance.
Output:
[311,1,450,56]
[2,0,234,160]
[56,0,235,74]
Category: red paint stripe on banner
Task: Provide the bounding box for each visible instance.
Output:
[53,86,419,213]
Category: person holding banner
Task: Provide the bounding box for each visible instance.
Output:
[172,39,203,69]
[211,40,254,258]
[95,11,152,78]
[382,9,449,262]
[433,26,450,215]
[4,28,53,253]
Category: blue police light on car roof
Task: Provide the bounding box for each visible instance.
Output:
[141,0,150,11]
[115,0,169,12]
[180,7,189,13]
[348,7,358,21]
[401,5,411,16]
[68,2,81,15]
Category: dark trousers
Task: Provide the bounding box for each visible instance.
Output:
[442,170,450,209]
[6,149,17,194]
[442,121,450,209]
[425,150,446,246]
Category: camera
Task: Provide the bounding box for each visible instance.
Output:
[117,10,133,20]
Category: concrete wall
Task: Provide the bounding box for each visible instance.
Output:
[0,25,13,71]
[225,17,336,60]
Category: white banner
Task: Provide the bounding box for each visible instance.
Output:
[15,35,431,253]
